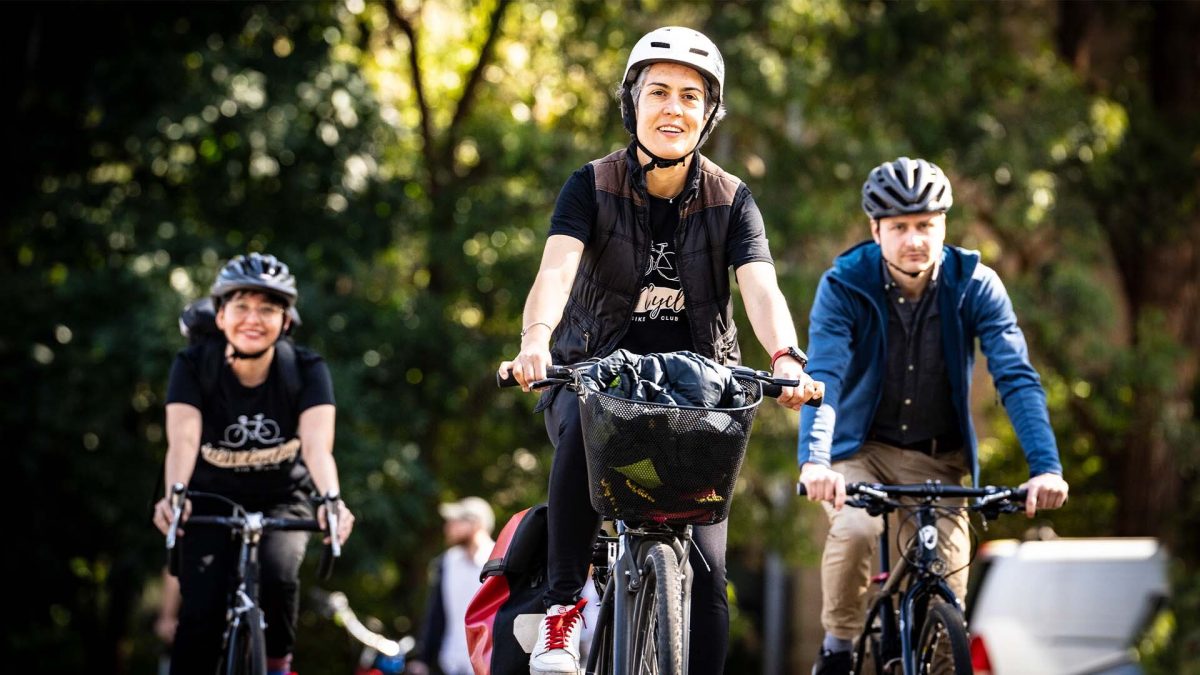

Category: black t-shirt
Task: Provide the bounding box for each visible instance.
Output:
[166,342,335,500]
[549,164,772,355]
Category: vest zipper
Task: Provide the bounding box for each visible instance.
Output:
[583,331,591,354]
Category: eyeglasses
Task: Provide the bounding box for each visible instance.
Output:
[226,302,286,321]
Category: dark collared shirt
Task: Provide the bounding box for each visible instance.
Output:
[868,263,960,447]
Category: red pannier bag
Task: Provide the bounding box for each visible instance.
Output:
[465,504,548,675]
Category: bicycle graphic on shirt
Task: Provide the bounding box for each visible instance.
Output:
[646,243,679,282]
[223,413,283,448]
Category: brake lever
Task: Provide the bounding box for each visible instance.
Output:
[166,482,186,550]
[324,490,342,558]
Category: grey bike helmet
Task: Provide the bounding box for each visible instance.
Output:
[210,252,298,307]
[861,157,954,219]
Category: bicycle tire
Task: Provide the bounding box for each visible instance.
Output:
[915,602,971,675]
[586,575,615,675]
[628,542,684,675]
[857,628,902,675]
[588,610,614,675]
[223,609,268,675]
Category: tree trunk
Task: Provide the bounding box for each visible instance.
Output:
[1056,0,1200,539]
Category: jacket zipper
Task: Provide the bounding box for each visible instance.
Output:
[583,331,591,354]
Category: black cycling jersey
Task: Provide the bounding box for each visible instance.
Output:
[166,342,335,500]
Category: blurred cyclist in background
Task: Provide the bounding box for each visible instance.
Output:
[152,252,355,675]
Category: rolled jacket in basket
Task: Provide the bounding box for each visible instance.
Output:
[577,349,747,408]
[574,350,760,524]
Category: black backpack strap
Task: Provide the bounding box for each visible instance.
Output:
[197,339,226,403]
[273,339,303,412]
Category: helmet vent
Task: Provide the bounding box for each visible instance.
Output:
[651,41,671,49]
[689,47,709,56]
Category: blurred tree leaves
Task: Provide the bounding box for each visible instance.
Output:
[6,0,1197,672]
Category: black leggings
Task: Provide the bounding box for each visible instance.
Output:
[543,390,730,675]
[171,498,311,675]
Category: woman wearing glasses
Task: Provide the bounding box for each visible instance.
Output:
[151,253,355,675]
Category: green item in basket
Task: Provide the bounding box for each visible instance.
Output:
[614,458,663,488]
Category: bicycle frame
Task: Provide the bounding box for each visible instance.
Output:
[223,512,270,648]
[828,482,1026,675]
[588,520,694,675]
[165,484,339,675]
[860,500,962,675]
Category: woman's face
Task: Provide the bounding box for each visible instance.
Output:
[634,62,710,160]
[215,291,288,355]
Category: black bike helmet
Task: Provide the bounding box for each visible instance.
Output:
[861,157,954,219]
[210,253,298,307]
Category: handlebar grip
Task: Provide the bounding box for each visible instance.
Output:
[496,365,573,388]
[760,382,823,407]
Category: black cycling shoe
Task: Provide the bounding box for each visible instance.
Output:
[812,648,854,675]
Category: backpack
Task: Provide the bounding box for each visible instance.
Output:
[178,297,303,409]
[465,504,549,675]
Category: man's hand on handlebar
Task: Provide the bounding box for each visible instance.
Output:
[1019,472,1069,518]
[799,462,847,511]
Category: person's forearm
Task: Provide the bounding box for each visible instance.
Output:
[299,404,340,494]
[163,403,202,493]
[518,235,584,349]
[738,263,799,356]
[520,272,572,348]
[305,451,341,496]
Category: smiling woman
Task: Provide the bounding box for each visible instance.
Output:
[496,25,822,675]
[152,252,356,675]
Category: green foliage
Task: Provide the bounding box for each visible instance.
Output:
[7,0,1198,672]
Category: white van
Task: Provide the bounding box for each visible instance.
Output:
[966,538,1167,675]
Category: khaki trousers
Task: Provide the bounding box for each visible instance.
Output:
[819,441,971,640]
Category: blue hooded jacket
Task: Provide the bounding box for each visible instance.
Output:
[798,241,1062,484]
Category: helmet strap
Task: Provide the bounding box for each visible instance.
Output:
[883,255,926,279]
[635,138,689,172]
[632,103,718,173]
[229,346,272,361]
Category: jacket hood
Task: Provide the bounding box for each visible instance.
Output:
[829,241,982,299]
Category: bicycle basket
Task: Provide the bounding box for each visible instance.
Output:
[576,375,763,525]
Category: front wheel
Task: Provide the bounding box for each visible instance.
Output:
[628,542,684,675]
[915,602,972,675]
[223,609,267,675]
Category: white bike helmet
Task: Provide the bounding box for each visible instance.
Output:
[619,27,725,164]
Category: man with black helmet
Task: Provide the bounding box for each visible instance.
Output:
[152,253,354,675]
[796,158,1069,674]
[498,26,823,675]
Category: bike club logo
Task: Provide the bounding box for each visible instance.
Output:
[634,242,685,321]
[223,413,283,447]
[199,413,300,471]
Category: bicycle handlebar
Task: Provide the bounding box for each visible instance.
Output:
[497,362,823,406]
[165,484,342,578]
[796,481,1027,518]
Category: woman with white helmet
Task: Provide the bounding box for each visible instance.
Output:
[499,27,822,675]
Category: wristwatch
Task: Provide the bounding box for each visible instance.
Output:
[770,346,808,370]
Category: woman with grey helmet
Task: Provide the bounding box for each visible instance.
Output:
[152,253,355,675]
[796,158,1069,675]
[498,27,823,675]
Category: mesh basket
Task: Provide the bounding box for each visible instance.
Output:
[576,376,763,525]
